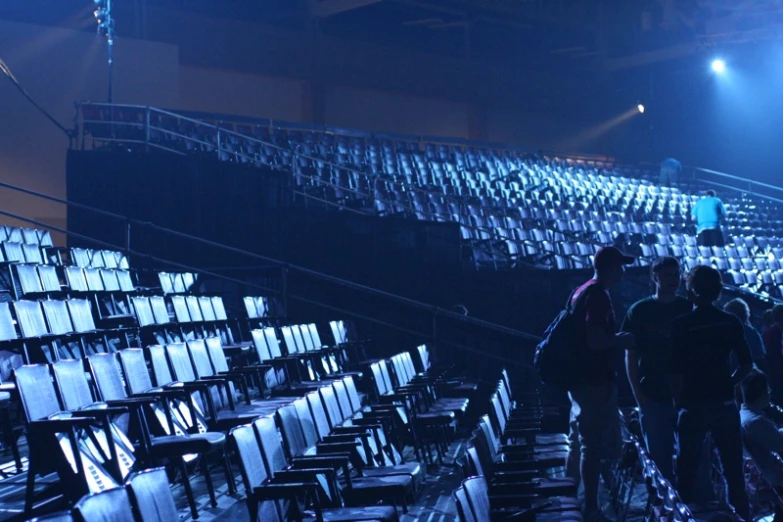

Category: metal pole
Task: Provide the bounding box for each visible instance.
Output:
[107,0,114,103]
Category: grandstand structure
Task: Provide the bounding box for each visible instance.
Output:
[77,102,783,301]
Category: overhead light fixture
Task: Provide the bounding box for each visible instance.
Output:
[711,59,726,74]
[637,103,645,114]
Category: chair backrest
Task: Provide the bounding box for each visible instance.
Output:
[148,345,174,386]
[68,299,97,333]
[293,397,320,447]
[13,300,48,337]
[292,325,310,352]
[39,265,61,292]
[15,264,43,295]
[52,359,95,411]
[73,486,135,522]
[250,329,273,361]
[15,363,62,421]
[263,328,282,357]
[42,300,74,336]
[210,297,227,321]
[100,270,121,292]
[307,324,323,347]
[100,251,118,269]
[184,296,203,322]
[65,267,89,292]
[165,343,197,382]
[198,297,216,322]
[280,326,300,355]
[332,379,354,419]
[148,297,170,325]
[125,467,178,522]
[118,349,154,395]
[343,376,362,413]
[318,385,345,428]
[131,297,155,328]
[305,391,333,441]
[205,337,230,373]
[2,241,25,263]
[462,476,491,522]
[186,340,215,378]
[116,270,135,293]
[253,415,288,473]
[157,273,174,295]
[84,268,105,292]
[0,302,19,342]
[230,424,270,490]
[88,353,129,402]
[276,404,309,458]
[243,297,259,319]
[170,296,190,323]
[464,445,487,479]
[453,484,476,522]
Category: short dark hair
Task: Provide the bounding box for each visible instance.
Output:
[741,371,770,404]
[686,265,722,303]
[706,190,716,197]
[724,298,750,323]
[773,304,783,324]
[651,256,680,276]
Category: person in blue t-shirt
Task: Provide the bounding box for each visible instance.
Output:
[692,190,727,247]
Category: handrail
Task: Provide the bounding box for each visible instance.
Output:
[690,166,783,206]
[75,102,665,271]
[0,177,541,344]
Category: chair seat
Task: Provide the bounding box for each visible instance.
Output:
[416,411,455,423]
[149,432,225,456]
[342,474,413,505]
[361,461,423,489]
[306,505,397,522]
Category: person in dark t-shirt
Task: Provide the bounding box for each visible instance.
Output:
[763,305,783,402]
[567,246,636,522]
[622,256,691,481]
[671,265,753,521]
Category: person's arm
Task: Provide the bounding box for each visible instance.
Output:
[745,416,783,455]
[732,320,754,385]
[583,292,633,351]
[718,200,727,220]
[621,308,646,404]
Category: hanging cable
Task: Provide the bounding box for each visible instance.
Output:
[0,57,71,137]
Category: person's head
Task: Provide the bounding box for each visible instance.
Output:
[651,256,681,296]
[706,190,716,198]
[741,371,770,408]
[593,246,635,287]
[685,265,723,305]
[724,298,751,324]
[762,309,774,328]
[772,304,783,326]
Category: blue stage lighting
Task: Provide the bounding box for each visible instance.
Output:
[711,59,726,74]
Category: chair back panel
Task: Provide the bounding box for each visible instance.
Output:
[15,364,61,421]
[126,467,178,522]
[52,359,94,411]
[74,486,135,522]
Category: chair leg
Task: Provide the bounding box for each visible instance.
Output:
[176,459,198,519]
[200,455,217,507]
[0,407,21,474]
[222,448,237,495]
[23,463,36,516]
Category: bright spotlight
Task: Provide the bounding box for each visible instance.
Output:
[637,103,645,114]
[711,59,726,74]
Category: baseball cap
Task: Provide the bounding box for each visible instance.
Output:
[593,246,635,270]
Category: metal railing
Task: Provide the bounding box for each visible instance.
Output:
[0,176,541,372]
[690,166,783,205]
[74,102,630,271]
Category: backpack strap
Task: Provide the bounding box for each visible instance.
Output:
[567,282,602,314]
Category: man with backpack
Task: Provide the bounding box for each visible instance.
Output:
[566,246,636,521]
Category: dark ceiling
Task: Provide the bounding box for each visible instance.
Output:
[3,0,783,70]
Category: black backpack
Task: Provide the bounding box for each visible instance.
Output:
[533,284,599,390]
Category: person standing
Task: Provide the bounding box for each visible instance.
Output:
[691,190,727,247]
[764,305,783,403]
[622,256,692,481]
[659,158,681,186]
[739,371,783,521]
[567,246,636,521]
[724,298,766,372]
[671,265,753,520]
